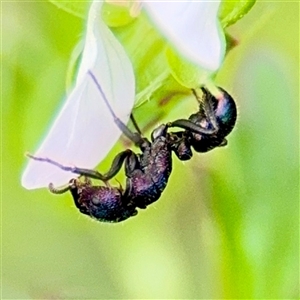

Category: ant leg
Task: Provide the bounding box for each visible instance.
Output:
[167,119,216,135]
[130,114,143,135]
[124,151,140,176]
[197,88,219,130]
[48,182,71,194]
[102,149,134,180]
[167,87,222,135]
[122,151,142,198]
[27,150,133,181]
[88,71,146,148]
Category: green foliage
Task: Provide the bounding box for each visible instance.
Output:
[49,0,257,28]
[165,46,216,89]
[219,0,257,27]
[101,2,136,27]
[48,0,88,18]
[2,1,299,299]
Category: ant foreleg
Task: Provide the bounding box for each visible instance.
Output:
[198,87,219,130]
[167,119,216,135]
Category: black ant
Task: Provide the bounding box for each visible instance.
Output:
[27,71,237,223]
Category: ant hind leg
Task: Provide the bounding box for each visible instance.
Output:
[27,149,133,182]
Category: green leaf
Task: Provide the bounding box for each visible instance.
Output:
[165,47,213,89]
[48,0,89,18]
[48,1,136,27]
[101,2,135,27]
[219,0,257,28]
[110,13,174,107]
[48,0,257,29]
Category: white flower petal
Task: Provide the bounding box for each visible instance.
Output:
[143,0,225,72]
[22,1,135,189]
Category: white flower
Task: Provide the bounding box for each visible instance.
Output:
[22,0,225,189]
[22,1,135,189]
[143,0,225,72]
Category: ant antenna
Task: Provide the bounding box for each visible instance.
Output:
[130,114,143,135]
[88,71,145,146]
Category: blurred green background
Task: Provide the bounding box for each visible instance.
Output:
[2,1,299,299]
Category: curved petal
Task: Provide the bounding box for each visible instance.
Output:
[143,0,225,72]
[22,1,135,189]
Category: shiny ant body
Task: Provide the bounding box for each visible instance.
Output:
[28,71,237,223]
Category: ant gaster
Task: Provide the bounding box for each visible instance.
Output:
[27,71,237,223]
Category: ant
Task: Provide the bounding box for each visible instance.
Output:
[27,71,237,223]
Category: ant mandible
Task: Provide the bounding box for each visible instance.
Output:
[27,71,237,223]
